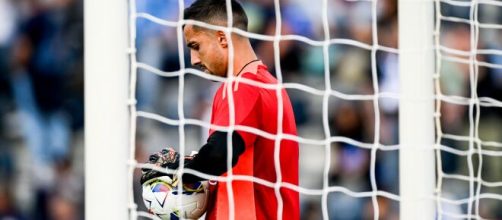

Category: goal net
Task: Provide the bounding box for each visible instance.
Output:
[432,0,502,219]
[84,0,502,219]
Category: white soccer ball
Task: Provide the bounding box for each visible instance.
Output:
[142,176,209,220]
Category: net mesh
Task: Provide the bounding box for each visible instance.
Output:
[125,0,502,219]
[434,0,502,219]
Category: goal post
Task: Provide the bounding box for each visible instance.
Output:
[84,0,130,219]
[398,0,436,219]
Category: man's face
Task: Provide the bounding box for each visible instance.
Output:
[183,24,227,77]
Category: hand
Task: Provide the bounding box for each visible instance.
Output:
[140,147,179,184]
[150,147,181,169]
[140,148,197,184]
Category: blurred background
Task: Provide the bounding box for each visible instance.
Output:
[0,0,501,219]
[0,0,83,219]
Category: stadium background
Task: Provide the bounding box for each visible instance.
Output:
[0,0,501,219]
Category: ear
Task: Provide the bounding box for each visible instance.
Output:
[216,31,227,48]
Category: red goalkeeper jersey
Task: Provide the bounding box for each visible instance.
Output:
[205,64,299,220]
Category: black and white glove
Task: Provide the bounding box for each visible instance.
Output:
[140,148,196,184]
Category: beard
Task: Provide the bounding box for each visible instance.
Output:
[195,63,210,73]
[194,63,227,77]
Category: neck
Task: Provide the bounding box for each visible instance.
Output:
[231,39,258,76]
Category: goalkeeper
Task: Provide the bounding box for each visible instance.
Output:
[141,0,299,219]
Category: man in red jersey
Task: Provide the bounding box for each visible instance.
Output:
[141,0,299,219]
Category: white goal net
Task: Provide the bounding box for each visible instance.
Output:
[84,0,502,219]
[432,0,502,219]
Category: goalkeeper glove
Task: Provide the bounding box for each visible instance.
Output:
[140,148,196,184]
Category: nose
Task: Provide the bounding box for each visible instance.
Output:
[190,50,200,66]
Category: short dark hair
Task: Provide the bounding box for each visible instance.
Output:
[183,0,248,31]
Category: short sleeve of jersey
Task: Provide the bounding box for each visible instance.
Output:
[211,82,260,147]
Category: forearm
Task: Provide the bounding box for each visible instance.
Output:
[182,131,245,183]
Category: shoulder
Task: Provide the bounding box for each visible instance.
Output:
[236,65,277,90]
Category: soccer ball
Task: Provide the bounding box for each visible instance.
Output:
[142,176,209,220]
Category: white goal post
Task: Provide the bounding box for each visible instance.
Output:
[398,0,436,219]
[84,0,131,219]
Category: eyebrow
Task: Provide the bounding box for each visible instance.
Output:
[187,41,197,49]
